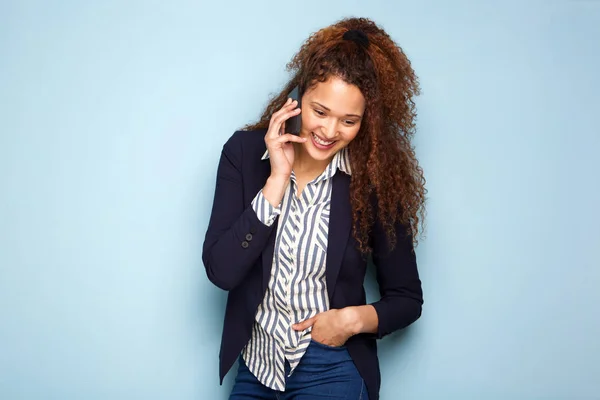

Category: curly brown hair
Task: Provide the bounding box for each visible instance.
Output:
[244,17,426,253]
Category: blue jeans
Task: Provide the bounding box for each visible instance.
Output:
[229,339,368,400]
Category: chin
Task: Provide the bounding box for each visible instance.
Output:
[306,148,335,162]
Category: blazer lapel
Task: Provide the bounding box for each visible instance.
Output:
[326,172,352,302]
[258,159,278,293]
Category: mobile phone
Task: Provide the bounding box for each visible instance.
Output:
[287,86,302,136]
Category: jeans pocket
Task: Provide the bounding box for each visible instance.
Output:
[310,338,346,350]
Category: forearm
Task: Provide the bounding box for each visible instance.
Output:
[203,205,274,290]
[343,294,422,338]
[344,305,379,335]
[203,133,282,291]
[262,174,289,207]
[370,295,422,338]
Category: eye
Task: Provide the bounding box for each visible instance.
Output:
[344,120,357,126]
[314,109,326,116]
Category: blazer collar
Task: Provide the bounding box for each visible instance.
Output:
[325,171,352,301]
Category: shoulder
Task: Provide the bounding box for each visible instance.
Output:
[224,129,267,150]
[222,129,267,158]
[220,129,268,171]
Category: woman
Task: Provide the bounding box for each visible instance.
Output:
[203,17,426,400]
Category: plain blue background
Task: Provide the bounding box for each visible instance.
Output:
[1,1,599,399]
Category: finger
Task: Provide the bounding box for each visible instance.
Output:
[271,99,296,121]
[276,134,307,144]
[283,98,296,109]
[292,322,307,331]
[268,101,297,126]
[268,107,301,139]
[278,99,298,114]
[272,101,299,121]
[292,316,316,331]
[266,135,305,150]
[273,106,300,126]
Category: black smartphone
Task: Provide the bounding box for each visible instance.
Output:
[287,86,302,136]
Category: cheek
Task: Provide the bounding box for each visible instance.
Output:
[342,126,361,143]
[301,112,319,130]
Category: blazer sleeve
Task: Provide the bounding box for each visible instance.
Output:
[369,214,424,339]
[202,132,277,291]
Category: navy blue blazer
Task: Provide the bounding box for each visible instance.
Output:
[202,129,423,400]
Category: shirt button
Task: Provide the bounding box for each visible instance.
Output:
[241,241,249,249]
[245,233,253,241]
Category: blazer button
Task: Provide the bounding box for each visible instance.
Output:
[250,226,257,234]
[245,233,253,241]
[241,241,249,249]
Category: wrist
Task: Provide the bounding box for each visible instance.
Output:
[263,175,289,208]
[342,307,364,336]
[268,173,290,184]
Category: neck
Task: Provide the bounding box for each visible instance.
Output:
[292,143,332,177]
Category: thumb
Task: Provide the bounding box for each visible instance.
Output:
[292,316,316,331]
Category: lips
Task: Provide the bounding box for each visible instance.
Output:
[311,132,336,149]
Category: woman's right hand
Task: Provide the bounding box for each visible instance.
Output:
[264,97,306,180]
[261,97,306,207]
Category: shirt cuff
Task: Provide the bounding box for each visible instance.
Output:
[251,190,281,227]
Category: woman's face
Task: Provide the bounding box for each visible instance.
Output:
[298,76,366,163]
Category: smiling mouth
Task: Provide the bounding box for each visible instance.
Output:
[311,132,336,147]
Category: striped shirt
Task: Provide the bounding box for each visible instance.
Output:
[242,147,352,391]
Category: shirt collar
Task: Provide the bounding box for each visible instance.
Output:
[261,147,352,179]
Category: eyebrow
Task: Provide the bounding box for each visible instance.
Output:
[310,101,363,119]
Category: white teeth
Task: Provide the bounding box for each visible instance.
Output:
[312,133,334,146]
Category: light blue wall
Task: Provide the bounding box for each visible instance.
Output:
[1,1,598,399]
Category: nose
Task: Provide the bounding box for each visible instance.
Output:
[320,119,338,139]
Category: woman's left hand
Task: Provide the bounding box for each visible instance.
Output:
[292,308,359,347]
